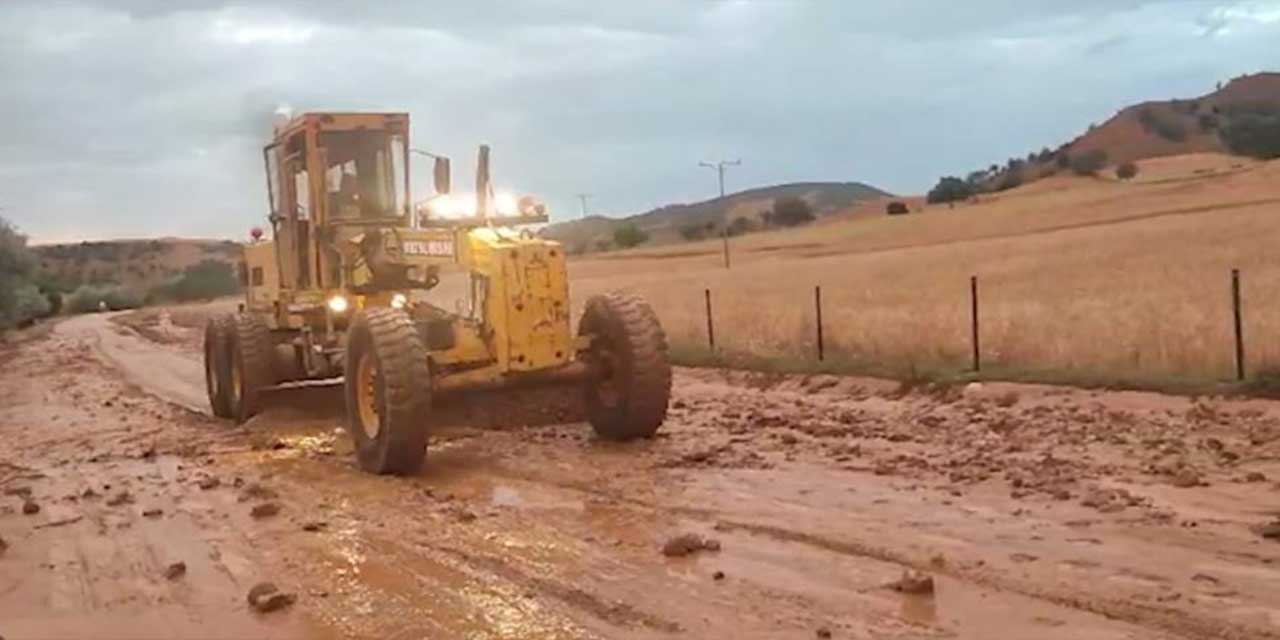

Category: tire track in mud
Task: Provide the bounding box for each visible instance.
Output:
[473,465,1265,640]
[427,544,682,634]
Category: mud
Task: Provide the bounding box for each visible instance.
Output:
[3,312,1280,638]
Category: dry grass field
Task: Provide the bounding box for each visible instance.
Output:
[565,153,1280,389]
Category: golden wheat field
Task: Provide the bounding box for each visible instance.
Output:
[565,153,1280,387]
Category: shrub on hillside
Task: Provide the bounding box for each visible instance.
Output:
[612,224,649,249]
[678,224,706,241]
[925,176,975,204]
[1116,161,1140,180]
[1055,152,1071,169]
[770,197,815,227]
[727,217,758,236]
[66,285,143,313]
[886,201,909,216]
[1221,113,1280,159]
[994,169,1024,192]
[0,217,44,330]
[1070,149,1109,176]
[146,259,240,303]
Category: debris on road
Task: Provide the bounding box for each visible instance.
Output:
[1258,520,1280,540]
[22,499,40,515]
[662,533,722,557]
[33,515,83,530]
[196,475,220,490]
[301,521,327,532]
[142,507,164,518]
[164,561,187,580]
[713,570,726,581]
[816,626,833,638]
[238,482,277,503]
[106,490,133,506]
[887,570,935,595]
[250,502,280,519]
[247,582,296,613]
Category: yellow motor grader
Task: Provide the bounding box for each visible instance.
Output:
[203,112,671,474]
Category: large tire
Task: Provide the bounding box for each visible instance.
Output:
[229,314,275,424]
[203,314,235,418]
[578,292,672,440]
[344,308,431,475]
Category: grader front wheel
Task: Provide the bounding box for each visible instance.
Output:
[343,308,431,475]
[228,314,274,424]
[203,315,234,419]
[578,292,672,440]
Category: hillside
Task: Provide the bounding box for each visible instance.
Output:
[968,72,1280,191]
[544,181,891,253]
[33,238,240,292]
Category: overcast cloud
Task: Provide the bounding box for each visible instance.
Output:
[1,1,1277,243]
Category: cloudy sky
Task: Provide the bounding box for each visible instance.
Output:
[1,1,1278,243]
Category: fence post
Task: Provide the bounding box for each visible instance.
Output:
[722,231,731,269]
[815,285,825,362]
[1233,268,1245,381]
[704,288,716,351]
[970,275,981,372]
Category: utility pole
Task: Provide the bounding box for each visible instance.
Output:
[575,193,591,219]
[699,159,740,269]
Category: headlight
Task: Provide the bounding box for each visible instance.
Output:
[495,192,518,216]
[391,293,408,309]
[327,295,349,313]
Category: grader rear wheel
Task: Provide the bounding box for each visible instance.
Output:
[578,292,672,440]
[343,308,431,475]
[228,314,274,424]
[203,314,234,418]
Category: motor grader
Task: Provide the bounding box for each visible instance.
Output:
[203,112,671,474]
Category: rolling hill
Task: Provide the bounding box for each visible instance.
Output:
[33,238,240,292]
[543,181,891,253]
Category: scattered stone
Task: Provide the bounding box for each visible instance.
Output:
[0,535,7,555]
[662,533,721,557]
[250,502,280,519]
[815,626,833,639]
[3,486,31,498]
[142,508,163,518]
[139,445,157,460]
[1051,489,1071,501]
[22,500,40,515]
[196,476,220,490]
[238,483,277,503]
[1244,471,1267,483]
[247,582,296,613]
[1171,469,1202,488]
[1010,553,1039,563]
[81,487,98,499]
[994,391,1020,408]
[713,570,726,581]
[164,561,187,580]
[106,490,134,507]
[1258,521,1280,540]
[301,521,327,532]
[887,569,935,595]
[779,432,798,445]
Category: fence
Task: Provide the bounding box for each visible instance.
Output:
[693,268,1254,385]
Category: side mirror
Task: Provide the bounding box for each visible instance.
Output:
[433,157,451,195]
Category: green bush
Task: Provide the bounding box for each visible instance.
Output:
[770,197,815,226]
[678,224,706,241]
[1116,161,1140,180]
[886,201,909,215]
[1221,113,1280,159]
[0,217,42,329]
[612,224,649,249]
[146,259,240,303]
[926,176,975,204]
[1070,149,1109,176]
[66,285,143,313]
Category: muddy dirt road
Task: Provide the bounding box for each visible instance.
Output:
[3,313,1280,639]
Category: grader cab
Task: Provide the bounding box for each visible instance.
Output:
[204,112,671,474]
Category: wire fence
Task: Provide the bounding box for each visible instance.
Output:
[691,268,1254,385]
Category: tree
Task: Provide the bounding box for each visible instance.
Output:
[926,176,975,204]
[612,224,649,249]
[727,217,757,236]
[1070,149,1109,176]
[886,201,909,216]
[0,216,41,330]
[1056,152,1071,169]
[1116,161,1139,180]
[1221,113,1280,159]
[678,224,706,241]
[770,197,815,227]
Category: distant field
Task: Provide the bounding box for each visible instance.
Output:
[565,154,1280,389]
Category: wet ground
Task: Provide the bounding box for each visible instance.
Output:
[3,313,1280,639]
